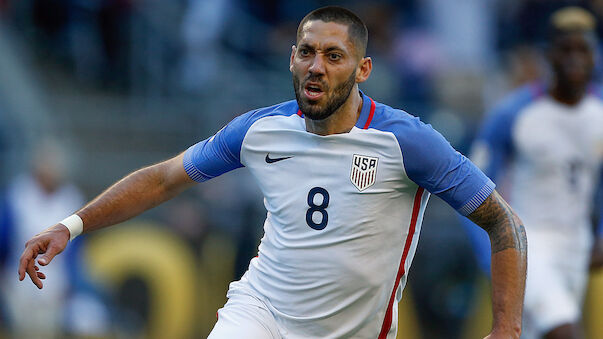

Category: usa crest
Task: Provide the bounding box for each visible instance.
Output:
[350,154,378,191]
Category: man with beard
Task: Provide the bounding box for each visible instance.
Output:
[465,6,603,339]
[18,6,527,339]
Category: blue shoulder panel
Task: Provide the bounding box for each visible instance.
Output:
[183,100,299,182]
[370,102,494,216]
[475,83,543,181]
[588,83,603,99]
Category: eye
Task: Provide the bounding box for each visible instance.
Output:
[299,48,310,57]
[328,53,342,61]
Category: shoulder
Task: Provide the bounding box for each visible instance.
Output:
[213,100,300,144]
[368,101,424,135]
[474,83,546,145]
[367,100,458,171]
[486,83,545,122]
[234,100,299,129]
[367,101,443,149]
[588,83,603,101]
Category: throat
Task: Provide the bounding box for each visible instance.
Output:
[304,91,363,136]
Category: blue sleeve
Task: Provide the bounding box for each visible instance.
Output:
[471,85,540,181]
[395,116,495,216]
[183,110,258,182]
[471,106,516,182]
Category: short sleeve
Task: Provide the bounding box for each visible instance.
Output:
[395,117,495,216]
[183,111,255,182]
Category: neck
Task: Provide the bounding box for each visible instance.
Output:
[305,87,363,136]
[549,80,587,106]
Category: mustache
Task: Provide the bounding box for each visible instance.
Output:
[302,75,328,88]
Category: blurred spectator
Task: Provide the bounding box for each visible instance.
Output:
[424,0,496,72]
[179,0,234,92]
[0,140,109,338]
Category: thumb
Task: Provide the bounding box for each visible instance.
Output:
[37,244,63,266]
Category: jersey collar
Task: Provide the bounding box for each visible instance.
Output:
[355,90,376,130]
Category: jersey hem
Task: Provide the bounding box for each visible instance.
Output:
[457,180,495,216]
[183,146,213,182]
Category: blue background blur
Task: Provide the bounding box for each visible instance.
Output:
[0,1,602,338]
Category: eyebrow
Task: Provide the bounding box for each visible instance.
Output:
[298,43,347,54]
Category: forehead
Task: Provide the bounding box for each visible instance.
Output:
[298,20,354,51]
[553,31,596,49]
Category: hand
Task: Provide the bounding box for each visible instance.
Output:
[591,238,603,270]
[18,224,70,289]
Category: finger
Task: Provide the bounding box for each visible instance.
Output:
[34,265,39,271]
[37,244,61,266]
[36,271,46,280]
[18,247,37,281]
[26,258,43,289]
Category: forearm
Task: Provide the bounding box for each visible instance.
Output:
[75,154,194,233]
[468,190,527,338]
[490,241,526,337]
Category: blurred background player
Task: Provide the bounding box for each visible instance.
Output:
[465,6,603,339]
[0,140,109,339]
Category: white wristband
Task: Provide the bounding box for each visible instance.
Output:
[60,214,84,241]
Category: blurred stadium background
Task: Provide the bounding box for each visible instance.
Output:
[0,0,602,338]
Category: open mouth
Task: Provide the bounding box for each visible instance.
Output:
[304,83,324,100]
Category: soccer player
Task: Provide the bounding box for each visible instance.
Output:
[18,6,527,339]
[466,6,603,339]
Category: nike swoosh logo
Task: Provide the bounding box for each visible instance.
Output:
[265,153,293,163]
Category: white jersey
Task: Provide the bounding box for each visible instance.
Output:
[469,83,603,338]
[184,92,494,338]
[472,84,603,244]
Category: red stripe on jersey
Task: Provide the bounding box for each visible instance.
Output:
[362,98,376,129]
[297,109,303,117]
[378,187,424,339]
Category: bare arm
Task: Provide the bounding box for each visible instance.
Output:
[18,152,196,288]
[467,190,527,339]
[76,152,195,233]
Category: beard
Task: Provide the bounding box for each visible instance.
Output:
[293,70,357,120]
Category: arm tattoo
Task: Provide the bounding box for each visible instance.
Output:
[468,190,527,254]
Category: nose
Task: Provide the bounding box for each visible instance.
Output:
[308,55,326,75]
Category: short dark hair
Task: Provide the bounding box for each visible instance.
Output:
[296,6,368,58]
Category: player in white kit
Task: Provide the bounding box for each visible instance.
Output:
[18,6,527,339]
[466,7,603,339]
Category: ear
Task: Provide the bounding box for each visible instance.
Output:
[290,45,296,73]
[355,57,372,83]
